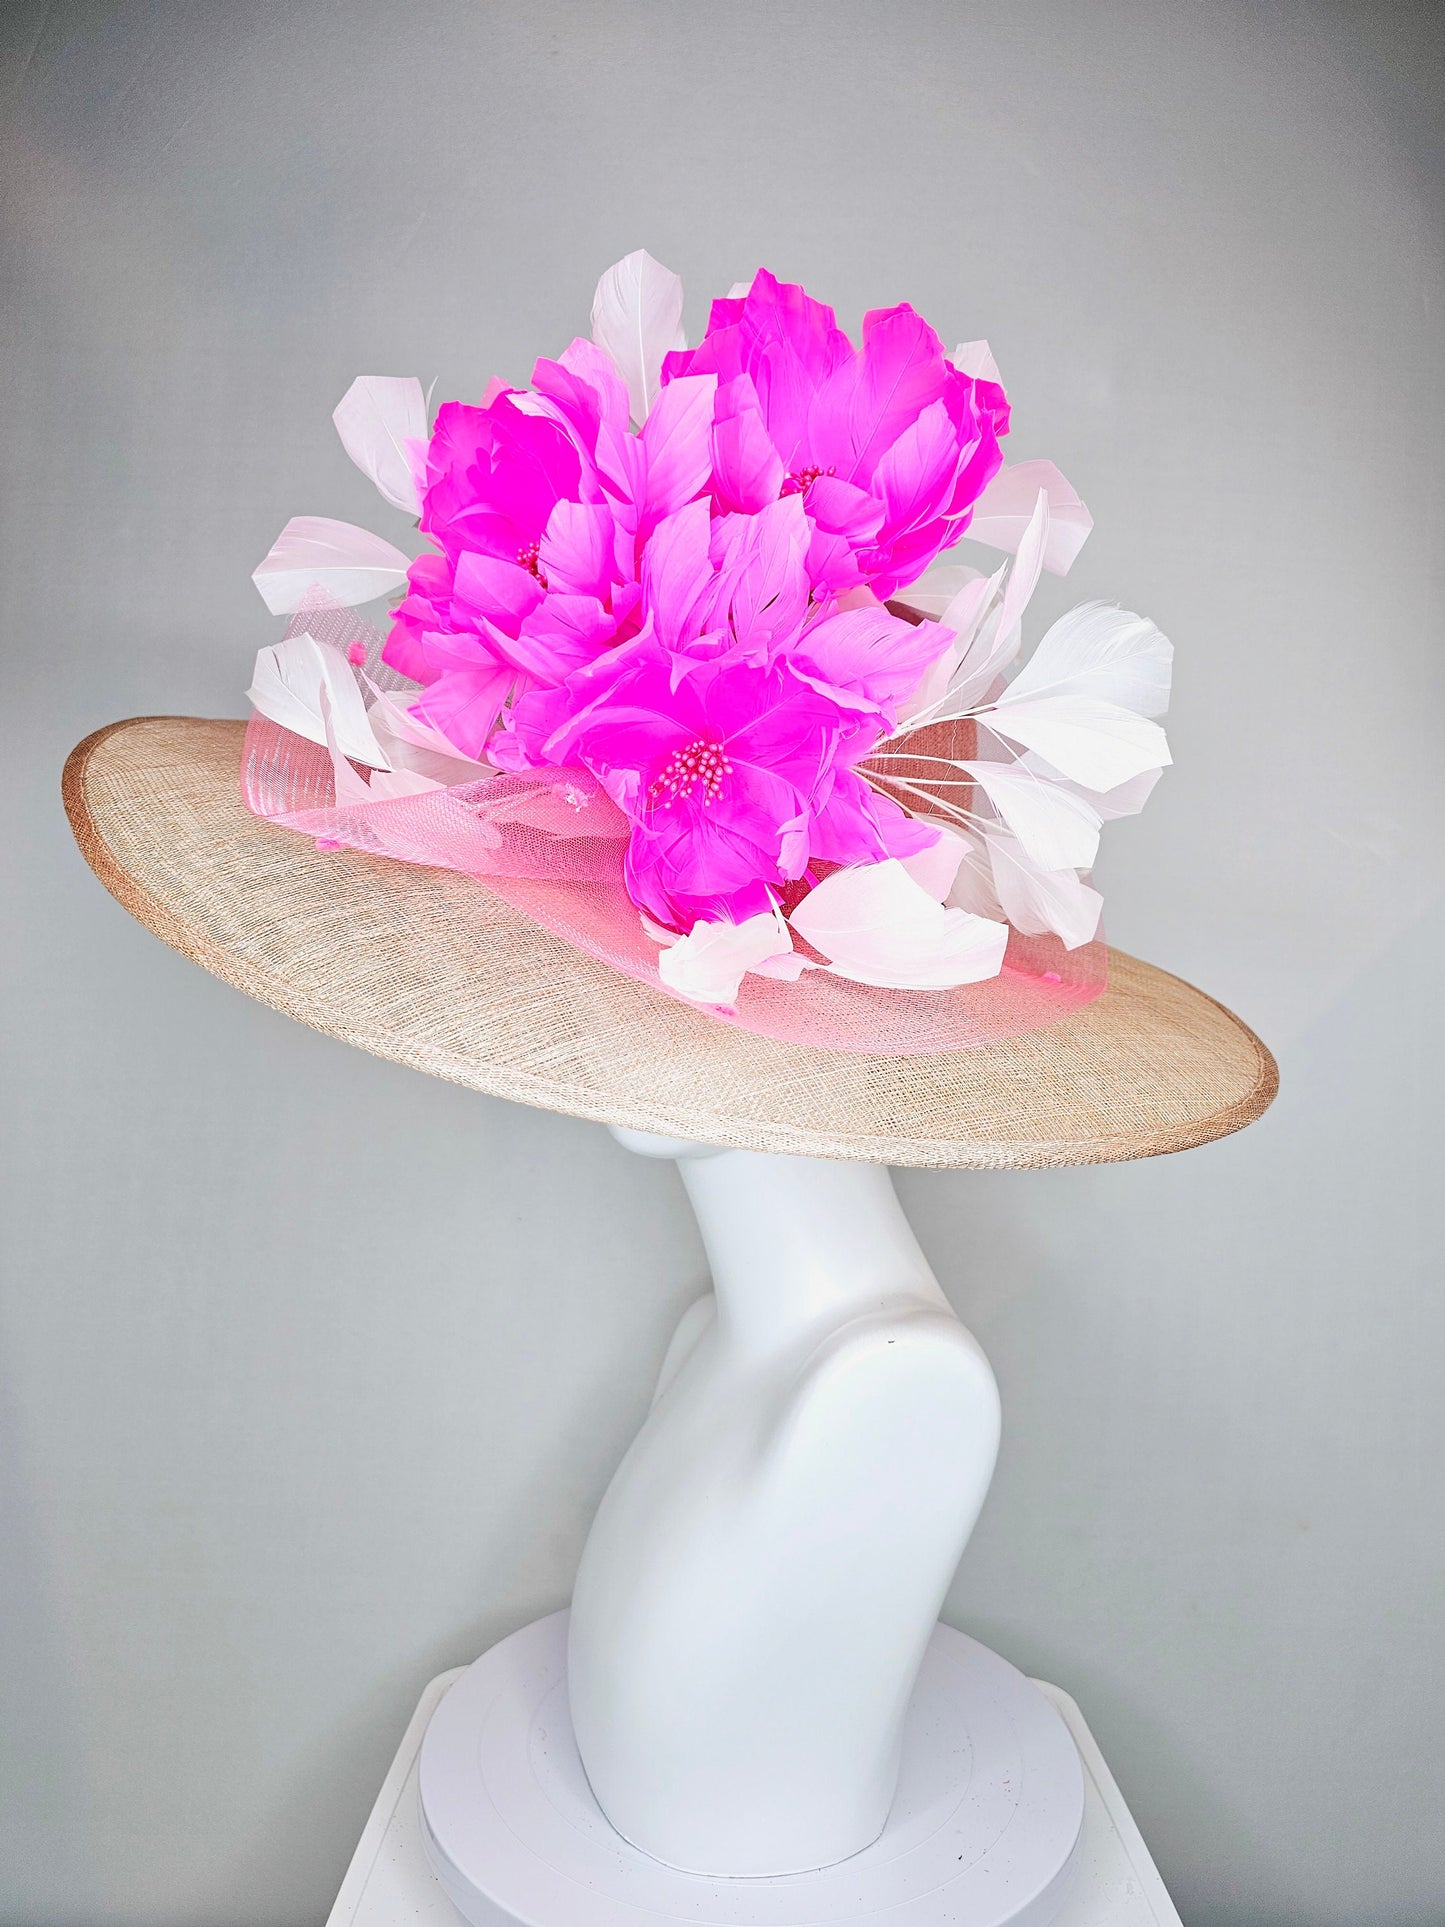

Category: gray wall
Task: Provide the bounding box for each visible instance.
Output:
[3,3,1442,1922]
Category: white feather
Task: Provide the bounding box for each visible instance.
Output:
[247,633,392,768]
[928,559,1014,715]
[590,249,686,426]
[967,459,1093,575]
[993,489,1050,650]
[358,682,493,785]
[1016,754,1163,820]
[317,686,442,804]
[963,759,1104,871]
[1003,601,1173,718]
[654,908,797,1006]
[789,859,1008,989]
[983,695,1171,791]
[895,497,1044,727]
[251,516,410,614]
[332,377,427,515]
[984,832,1103,949]
[899,824,968,900]
[953,338,1002,383]
[892,562,984,622]
[946,832,1007,923]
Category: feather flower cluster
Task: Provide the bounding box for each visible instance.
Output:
[249,252,1171,1009]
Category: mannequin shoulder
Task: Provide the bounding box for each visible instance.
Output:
[774,1304,1001,1472]
[806,1300,994,1388]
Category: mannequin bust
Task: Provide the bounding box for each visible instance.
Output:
[567,1130,1002,1876]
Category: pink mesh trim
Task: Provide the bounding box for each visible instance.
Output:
[241,601,1106,1054]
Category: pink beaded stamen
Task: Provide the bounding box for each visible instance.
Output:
[649,738,734,808]
[780,463,834,497]
[517,539,549,587]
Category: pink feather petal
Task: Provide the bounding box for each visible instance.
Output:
[639,374,719,525]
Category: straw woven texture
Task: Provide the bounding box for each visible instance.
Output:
[63,717,1277,1169]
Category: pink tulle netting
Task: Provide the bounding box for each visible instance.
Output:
[241,601,1106,1054]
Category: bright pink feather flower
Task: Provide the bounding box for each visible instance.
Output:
[491,498,951,928]
[383,341,721,756]
[663,270,1010,599]
[373,272,994,927]
[248,249,1135,1018]
[492,631,934,931]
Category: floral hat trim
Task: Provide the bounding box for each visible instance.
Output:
[244,252,1170,1052]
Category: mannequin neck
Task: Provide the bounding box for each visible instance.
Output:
[673,1148,950,1354]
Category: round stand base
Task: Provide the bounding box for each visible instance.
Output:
[419,1611,1085,1927]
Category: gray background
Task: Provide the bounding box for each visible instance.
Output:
[2,2,1442,1922]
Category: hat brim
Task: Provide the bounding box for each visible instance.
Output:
[64,717,1276,1169]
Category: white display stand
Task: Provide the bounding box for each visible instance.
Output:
[327,1661,1184,1927]
[424,1610,1085,1927]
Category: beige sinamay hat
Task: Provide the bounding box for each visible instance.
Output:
[64,716,1276,1170]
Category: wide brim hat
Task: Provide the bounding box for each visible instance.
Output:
[64,716,1277,1170]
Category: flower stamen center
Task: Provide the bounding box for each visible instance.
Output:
[517,539,548,587]
[649,738,733,808]
[781,463,833,497]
